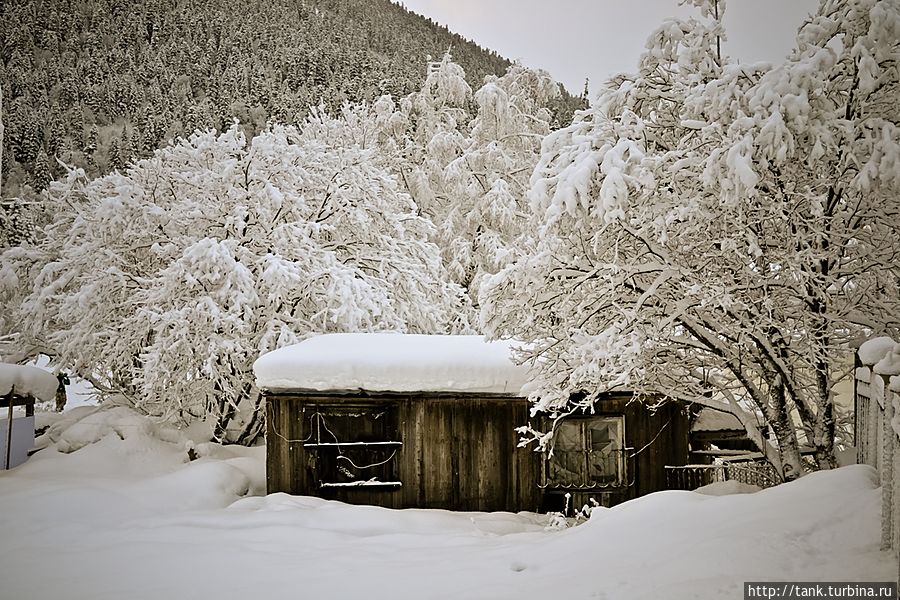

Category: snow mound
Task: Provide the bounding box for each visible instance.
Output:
[231,493,550,537]
[693,480,761,495]
[47,405,184,454]
[0,426,890,600]
[0,362,58,402]
[859,336,897,366]
[874,343,900,376]
[132,461,253,511]
[521,465,886,599]
[254,333,529,394]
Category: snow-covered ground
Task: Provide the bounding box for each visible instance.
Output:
[0,406,892,600]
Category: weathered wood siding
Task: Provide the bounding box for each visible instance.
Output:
[267,392,543,512]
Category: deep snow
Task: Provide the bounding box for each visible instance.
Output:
[0,406,892,600]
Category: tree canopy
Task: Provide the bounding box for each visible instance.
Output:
[1,121,465,441]
[482,0,900,479]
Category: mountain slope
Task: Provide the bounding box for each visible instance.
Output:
[0,0,583,195]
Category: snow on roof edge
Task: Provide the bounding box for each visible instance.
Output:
[253,333,529,396]
[0,363,59,403]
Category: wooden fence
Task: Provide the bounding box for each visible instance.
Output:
[855,364,900,564]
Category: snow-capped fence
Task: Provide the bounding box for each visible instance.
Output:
[855,337,900,564]
[854,363,900,556]
[664,462,780,491]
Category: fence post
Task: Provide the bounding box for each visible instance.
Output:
[882,374,895,551]
[4,389,13,470]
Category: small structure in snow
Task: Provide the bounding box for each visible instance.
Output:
[0,363,56,469]
[255,333,694,512]
[690,406,758,456]
[0,363,59,402]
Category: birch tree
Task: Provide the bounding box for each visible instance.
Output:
[482,0,900,480]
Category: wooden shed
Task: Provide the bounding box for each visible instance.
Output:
[254,334,692,512]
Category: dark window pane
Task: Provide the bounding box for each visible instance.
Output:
[548,450,584,486]
[309,405,399,488]
[590,424,612,451]
[546,416,623,488]
[554,420,582,450]
[318,445,398,485]
[588,420,620,484]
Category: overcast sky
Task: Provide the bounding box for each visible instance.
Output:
[398,0,819,97]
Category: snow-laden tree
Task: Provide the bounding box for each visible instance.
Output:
[375,54,562,318]
[2,122,465,442]
[437,65,560,305]
[482,0,900,480]
[394,52,474,220]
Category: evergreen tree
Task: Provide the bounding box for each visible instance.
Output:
[31,147,52,192]
[107,138,123,171]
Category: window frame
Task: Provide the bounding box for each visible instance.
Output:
[302,403,402,490]
[541,414,626,489]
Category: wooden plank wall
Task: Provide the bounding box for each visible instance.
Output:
[267,392,543,512]
[623,396,691,499]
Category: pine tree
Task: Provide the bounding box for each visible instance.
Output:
[107,138,123,171]
[31,147,52,192]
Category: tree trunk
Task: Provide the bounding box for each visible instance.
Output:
[212,387,241,444]
[212,378,259,445]
[812,377,838,470]
[767,377,804,482]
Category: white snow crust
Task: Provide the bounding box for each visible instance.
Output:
[253,333,528,395]
[0,363,58,403]
[693,480,761,496]
[874,344,900,376]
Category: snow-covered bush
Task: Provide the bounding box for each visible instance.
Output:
[2,122,465,442]
[482,0,900,479]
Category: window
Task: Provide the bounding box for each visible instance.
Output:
[543,416,625,488]
[302,405,401,489]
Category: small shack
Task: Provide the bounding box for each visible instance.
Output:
[690,407,758,457]
[0,363,58,469]
[254,333,692,512]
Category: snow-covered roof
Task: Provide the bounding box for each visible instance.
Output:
[691,407,746,432]
[253,333,529,395]
[0,363,59,403]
